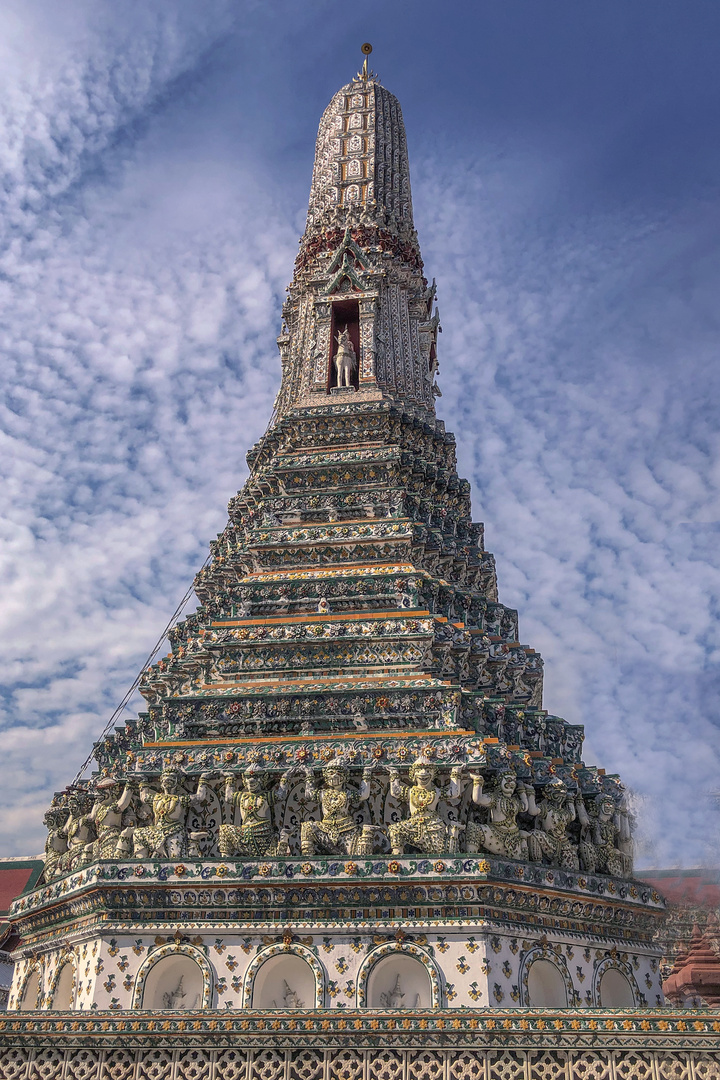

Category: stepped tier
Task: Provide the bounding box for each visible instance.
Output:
[132,404,546,733]
[42,389,630,886]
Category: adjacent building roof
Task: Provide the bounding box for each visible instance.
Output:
[0,856,44,947]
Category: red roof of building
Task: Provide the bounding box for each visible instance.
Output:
[637,868,720,908]
[0,858,45,948]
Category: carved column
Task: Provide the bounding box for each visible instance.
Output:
[359,294,379,384]
[311,299,333,393]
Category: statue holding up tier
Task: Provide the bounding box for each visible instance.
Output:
[387,758,464,855]
[133,769,212,860]
[300,761,375,856]
[465,769,532,860]
[527,778,582,870]
[85,777,134,862]
[219,764,293,858]
[334,327,357,388]
[59,790,96,873]
[41,802,69,882]
[579,793,632,877]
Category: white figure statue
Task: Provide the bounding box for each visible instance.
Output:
[387,759,464,855]
[379,974,421,1009]
[162,975,201,1010]
[334,327,357,388]
[465,770,532,860]
[272,980,304,1008]
[132,769,212,860]
[163,976,186,1010]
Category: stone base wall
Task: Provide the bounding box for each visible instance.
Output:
[1,1011,719,1080]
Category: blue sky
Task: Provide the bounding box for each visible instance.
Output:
[1,0,719,865]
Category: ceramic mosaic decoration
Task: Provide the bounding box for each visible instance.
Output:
[7,57,671,1025]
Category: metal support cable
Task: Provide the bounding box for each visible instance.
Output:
[69,407,277,788]
[70,555,211,786]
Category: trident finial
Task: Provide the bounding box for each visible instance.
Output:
[361,43,373,81]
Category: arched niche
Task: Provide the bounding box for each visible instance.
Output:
[242,943,324,1008]
[526,959,568,1008]
[132,944,213,1011]
[19,968,41,1011]
[366,954,432,1009]
[251,953,316,1009]
[50,962,75,1010]
[599,967,635,1008]
[358,943,441,1008]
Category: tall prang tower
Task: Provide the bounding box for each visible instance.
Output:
[7,58,666,1018]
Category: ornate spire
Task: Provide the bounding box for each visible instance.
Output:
[273,67,440,418]
[304,75,415,240]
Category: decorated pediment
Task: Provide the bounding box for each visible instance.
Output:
[324,228,370,293]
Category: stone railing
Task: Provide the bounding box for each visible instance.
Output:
[1,1009,719,1080]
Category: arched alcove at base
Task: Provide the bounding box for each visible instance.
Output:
[19,970,40,1012]
[251,953,316,1009]
[366,954,432,1009]
[526,959,568,1008]
[599,968,635,1007]
[141,954,204,1011]
[50,964,74,1010]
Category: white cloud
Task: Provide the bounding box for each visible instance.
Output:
[0,0,297,855]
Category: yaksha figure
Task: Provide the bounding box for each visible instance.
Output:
[219,764,293,858]
[579,793,632,877]
[387,758,464,856]
[85,777,134,862]
[133,769,212,860]
[465,769,532,860]
[300,761,375,857]
[527,777,583,870]
[334,327,357,388]
[41,802,69,882]
[59,789,95,873]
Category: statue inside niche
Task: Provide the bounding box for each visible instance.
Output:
[58,790,96,873]
[84,776,134,863]
[579,793,632,878]
[334,327,357,388]
[272,980,304,1008]
[162,975,201,1011]
[300,761,376,856]
[132,769,212,860]
[465,770,533,860]
[387,758,464,855]
[379,974,420,1009]
[219,764,293,858]
[41,803,69,882]
[526,778,584,871]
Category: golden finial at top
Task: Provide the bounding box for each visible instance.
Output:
[361,43,373,81]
